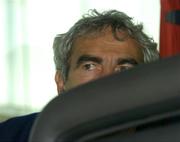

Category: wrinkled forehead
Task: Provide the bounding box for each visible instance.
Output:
[70,27,143,61]
[75,26,131,40]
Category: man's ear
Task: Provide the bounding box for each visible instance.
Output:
[55,70,65,94]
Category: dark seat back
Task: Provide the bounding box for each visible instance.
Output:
[29,55,180,142]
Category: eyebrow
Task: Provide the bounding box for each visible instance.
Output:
[76,55,102,68]
[117,58,138,65]
[75,55,138,68]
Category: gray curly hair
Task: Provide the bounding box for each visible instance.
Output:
[53,9,159,81]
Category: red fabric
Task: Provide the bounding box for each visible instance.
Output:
[160,0,180,58]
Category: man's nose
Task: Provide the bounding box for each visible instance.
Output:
[100,67,116,78]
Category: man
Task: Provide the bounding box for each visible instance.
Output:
[0,9,159,142]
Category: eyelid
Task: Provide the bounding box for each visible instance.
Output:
[117,59,138,66]
[81,61,97,66]
[81,62,98,71]
[115,64,135,72]
[76,55,102,68]
[120,63,135,67]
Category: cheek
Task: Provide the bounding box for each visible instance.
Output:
[64,71,100,90]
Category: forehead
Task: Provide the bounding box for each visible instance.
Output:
[71,28,143,62]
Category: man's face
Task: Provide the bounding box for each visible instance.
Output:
[56,28,144,93]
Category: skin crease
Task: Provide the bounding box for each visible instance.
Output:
[55,28,144,93]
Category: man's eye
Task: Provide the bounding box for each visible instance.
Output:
[120,66,133,71]
[83,63,96,71]
[115,65,134,72]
